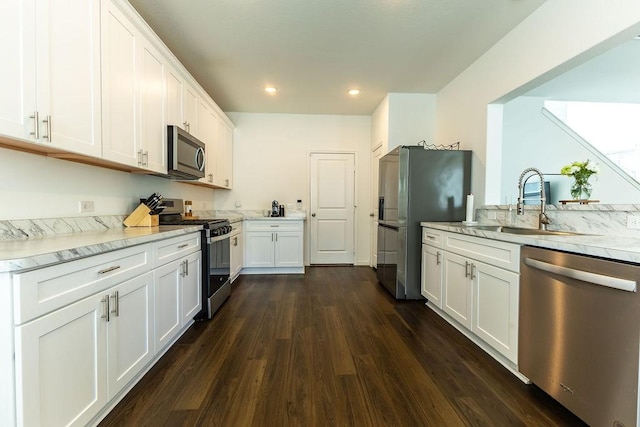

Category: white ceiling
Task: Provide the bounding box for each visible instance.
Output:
[128,0,547,115]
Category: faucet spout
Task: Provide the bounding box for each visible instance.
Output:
[516,167,551,230]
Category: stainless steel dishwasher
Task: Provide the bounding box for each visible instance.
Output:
[519,246,640,427]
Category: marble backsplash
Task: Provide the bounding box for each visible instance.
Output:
[1,204,637,241]
[0,209,307,241]
[476,204,640,237]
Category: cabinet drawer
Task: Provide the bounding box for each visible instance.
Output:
[245,220,303,232]
[13,244,151,324]
[153,232,201,267]
[422,228,444,248]
[444,232,520,273]
[230,222,242,237]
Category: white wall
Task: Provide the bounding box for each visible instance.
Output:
[218,112,372,265]
[388,93,437,150]
[435,0,640,205]
[0,147,217,220]
[500,97,638,204]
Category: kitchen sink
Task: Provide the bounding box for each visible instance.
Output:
[467,225,585,236]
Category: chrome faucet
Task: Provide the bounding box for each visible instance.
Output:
[517,167,551,230]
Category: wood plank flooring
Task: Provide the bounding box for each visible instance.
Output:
[99,266,586,426]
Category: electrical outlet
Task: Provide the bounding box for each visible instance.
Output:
[79,200,94,213]
[496,211,506,220]
[627,215,640,229]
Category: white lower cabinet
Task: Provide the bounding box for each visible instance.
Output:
[243,220,304,274]
[15,290,108,427]
[422,227,520,365]
[230,223,243,282]
[8,231,202,426]
[421,244,443,308]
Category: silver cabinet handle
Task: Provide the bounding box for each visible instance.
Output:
[270,225,279,228]
[185,259,189,276]
[110,291,119,317]
[98,265,121,275]
[234,236,238,246]
[425,234,437,240]
[524,257,637,292]
[311,213,316,217]
[29,111,40,139]
[470,263,476,280]
[275,233,278,242]
[271,233,274,242]
[369,213,374,217]
[143,150,149,166]
[137,149,143,166]
[208,173,213,183]
[178,243,189,249]
[464,261,470,278]
[180,260,186,277]
[183,121,189,131]
[101,295,110,322]
[42,115,52,141]
[436,251,441,265]
[225,179,229,186]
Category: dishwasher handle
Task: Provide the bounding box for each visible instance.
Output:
[524,257,637,292]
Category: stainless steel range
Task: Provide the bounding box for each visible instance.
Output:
[152,198,232,320]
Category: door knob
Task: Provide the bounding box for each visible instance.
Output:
[311,213,316,217]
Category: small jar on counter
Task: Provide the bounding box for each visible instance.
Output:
[184,200,193,217]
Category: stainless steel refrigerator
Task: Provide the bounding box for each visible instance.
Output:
[377,146,472,299]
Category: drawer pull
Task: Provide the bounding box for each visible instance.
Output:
[97,265,121,275]
[178,243,189,249]
[436,251,441,265]
[425,234,437,240]
[270,225,279,228]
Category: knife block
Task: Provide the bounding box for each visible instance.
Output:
[124,203,159,227]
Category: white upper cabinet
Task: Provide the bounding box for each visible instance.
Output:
[0,0,101,156]
[101,0,167,174]
[183,83,199,136]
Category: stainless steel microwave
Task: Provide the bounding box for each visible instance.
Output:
[167,125,206,180]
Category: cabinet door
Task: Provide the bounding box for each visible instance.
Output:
[153,259,182,353]
[275,232,303,267]
[443,251,472,328]
[230,232,243,281]
[166,66,183,128]
[244,232,275,268]
[197,101,218,185]
[36,0,102,156]
[107,272,154,398]
[471,261,519,363]
[222,123,233,188]
[139,39,166,174]
[0,0,36,140]
[101,0,140,167]
[15,294,107,427]
[183,83,198,135]
[421,244,443,308]
[181,251,202,324]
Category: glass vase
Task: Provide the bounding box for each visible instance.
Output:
[570,179,592,200]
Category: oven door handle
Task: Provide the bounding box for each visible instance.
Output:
[208,234,231,244]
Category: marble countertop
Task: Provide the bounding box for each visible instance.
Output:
[421,222,640,264]
[0,225,202,273]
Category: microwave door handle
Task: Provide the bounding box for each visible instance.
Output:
[196,147,205,171]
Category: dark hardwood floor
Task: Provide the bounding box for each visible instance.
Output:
[100,266,585,426]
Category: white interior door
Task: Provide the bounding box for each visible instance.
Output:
[310,153,355,264]
[371,145,383,267]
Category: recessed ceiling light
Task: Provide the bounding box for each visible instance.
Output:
[348,89,360,96]
[264,86,278,94]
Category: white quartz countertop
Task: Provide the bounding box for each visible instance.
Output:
[0,225,202,273]
[421,221,640,264]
